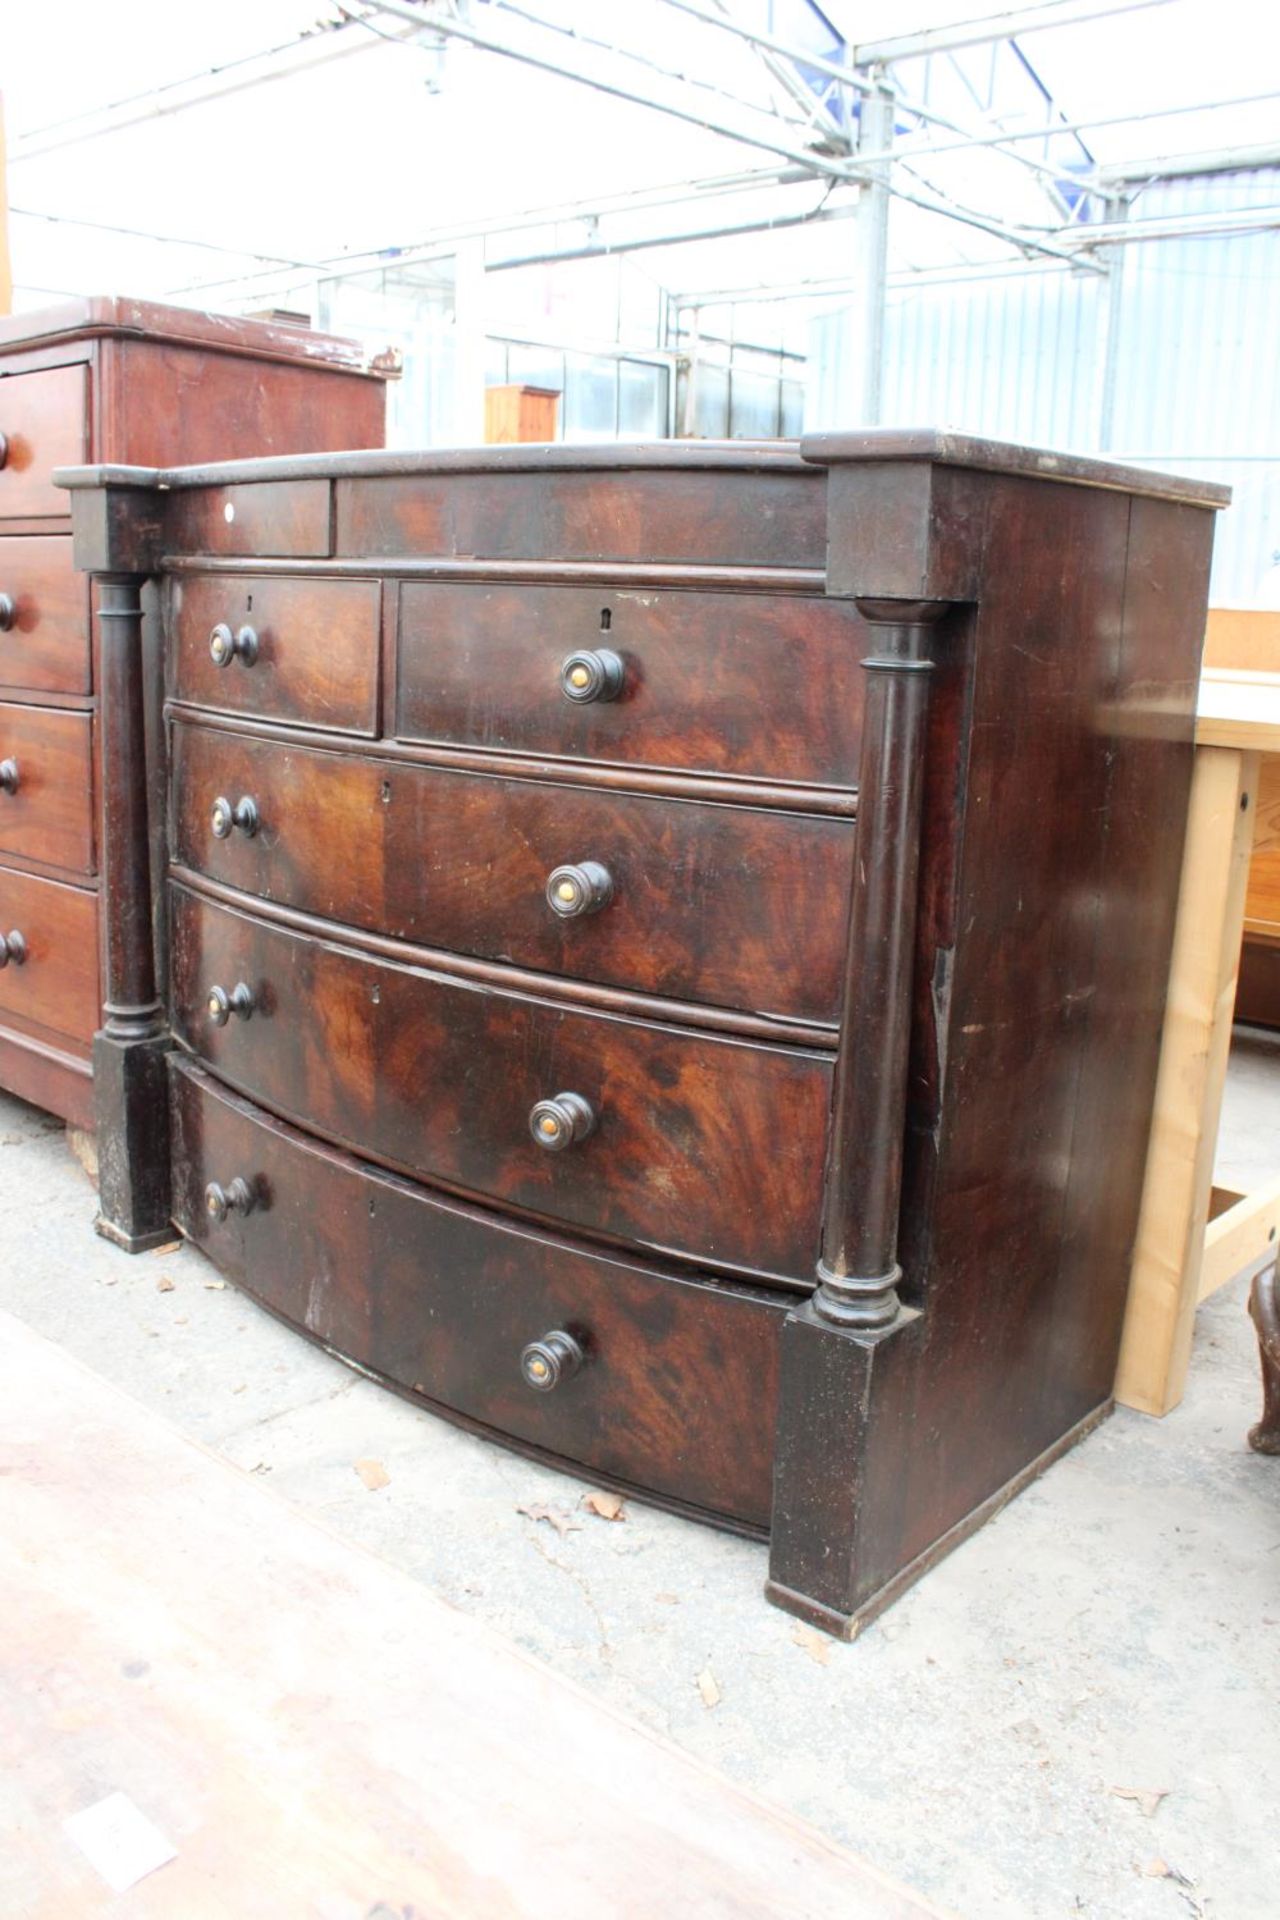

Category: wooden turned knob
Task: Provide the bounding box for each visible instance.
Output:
[207,982,255,1027]
[529,1091,595,1151]
[204,1176,255,1223]
[560,649,624,703]
[0,929,27,968]
[520,1330,585,1392]
[0,433,8,471]
[0,593,15,632]
[210,794,259,840]
[209,622,259,669]
[546,860,613,919]
[0,758,17,795]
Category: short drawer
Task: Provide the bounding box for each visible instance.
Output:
[0,535,91,695]
[0,865,98,1043]
[170,885,830,1285]
[395,582,866,789]
[0,365,89,521]
[170,721,852,1027]
[171,1057,785,1527]
[0,703,95,873]
[170,574,380,734]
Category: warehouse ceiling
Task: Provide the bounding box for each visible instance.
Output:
[3,0,1279,315]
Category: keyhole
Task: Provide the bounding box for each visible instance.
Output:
[599,608,612,631]
[371,983,381,1005]
[246,593,253,612]
[381,781,392,805]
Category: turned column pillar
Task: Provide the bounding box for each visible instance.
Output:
[813,597,947,1329]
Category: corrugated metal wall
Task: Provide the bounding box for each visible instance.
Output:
[815,168,1280,601]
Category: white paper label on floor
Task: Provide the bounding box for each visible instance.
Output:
[63,1791,177,1893]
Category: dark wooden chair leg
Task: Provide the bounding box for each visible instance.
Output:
[1248,1266,1280,1455]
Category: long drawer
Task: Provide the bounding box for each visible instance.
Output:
[395,581,867,789]
[171,1057,785,1528]
[0,535,91,695]
[0,365,89,521]
[0,865,98,1043]
[170,883,830,1284]
[0,702,95,873]
[169,573,381,735]
[170,720,852,1027]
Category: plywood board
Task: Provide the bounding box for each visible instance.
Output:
[0,1310,948,1920]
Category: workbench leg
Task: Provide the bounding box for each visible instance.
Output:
[1115,745,1258,1415]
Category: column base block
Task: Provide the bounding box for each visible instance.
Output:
[93,1029,173,1255]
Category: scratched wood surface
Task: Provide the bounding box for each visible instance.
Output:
[0,1310,950,1920]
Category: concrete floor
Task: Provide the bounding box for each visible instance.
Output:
[2,1032,1277,1920]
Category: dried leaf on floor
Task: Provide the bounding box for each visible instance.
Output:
[354,1458,391,1492]
[791,1622,832,1666]
[581,1489,626,1522]
[654,1593,679,1606]
[517,1502,581,1537]
[149,1242,182,1256]
[1110,1786,1169,1818]
[155,1276,176,1293]
[203,1278,226,1291]
[696,1667,722,1709]
[1142,1860,1195,1889]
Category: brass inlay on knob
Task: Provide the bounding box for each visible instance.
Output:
[545,860,613,919]
[529,1091,595,1152]
[0,593,15,632]
[520,1329,585,1392]
[0,758,17,796]
[209,622,259,669]
[210,794,259,840]
[0,929,27,968]
[560,648,624,703]
[207,982,255,1027]
[204,1176,255,1223]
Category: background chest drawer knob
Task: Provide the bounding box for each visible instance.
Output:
[205,1176,255,1222]
[545,860,614,918]
[529,1090,596,1151]
[0,594,15,632]
[560,648,624,703]
[0,758,18,795]
[519,1329,585,1392]
[211,794,260,840]
[0,929,27,968]
[209,622,260,669]
[207,982,256,1026]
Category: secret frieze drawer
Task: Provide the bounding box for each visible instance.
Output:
[170,720,854,1029]
[170,884,831,1285]
[394,582,867,790]
[169,573,381,735]
[171,1057,785,1528]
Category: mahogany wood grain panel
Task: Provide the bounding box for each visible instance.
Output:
[395,581,866,787]
[0,365,88,520]
[169,885,830,1283]
[337,468,827,567]
[171,1059,786,1526]
[0,865,98,1042]
[0,702,95,873]
[0,534,91,695]
[103,337,386,467]
[169,574,380,735]
[169,721,853,1026]
[0,1026,93,1127]
[165,481,332,559]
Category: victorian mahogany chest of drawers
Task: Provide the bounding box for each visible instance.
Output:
[61,436,1225,1633]
[0,296,389,1128]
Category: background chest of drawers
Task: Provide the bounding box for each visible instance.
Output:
[0,296,390,1128]
[62,436,1226,1634]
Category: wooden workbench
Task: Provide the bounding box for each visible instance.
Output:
[0,1309,947,1919]
[1116,653,1280,1415]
